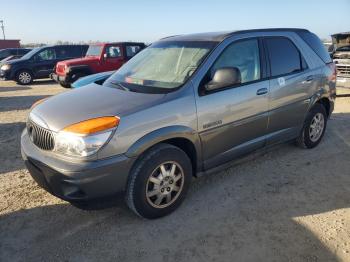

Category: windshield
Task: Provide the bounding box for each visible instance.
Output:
[336,45,350,52]
[86,45,103,56]
[20,47,42,60]
[104,41,216,92]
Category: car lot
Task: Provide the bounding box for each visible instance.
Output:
[0,80,350,261]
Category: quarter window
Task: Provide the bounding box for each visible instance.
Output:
[126,45,142,57]
[211,39,261,84]
[265,38,304,77]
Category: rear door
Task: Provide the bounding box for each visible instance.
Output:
[101,44,124,72]
[264,37,315,144]
[32,47,57,78]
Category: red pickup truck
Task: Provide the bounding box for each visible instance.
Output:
[51,42,145,88]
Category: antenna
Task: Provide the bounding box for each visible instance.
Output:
[0,20,5,40]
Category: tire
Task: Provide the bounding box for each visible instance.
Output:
[59,81,71,88]
[16,70,33,85]
[126,143,192,219]
[71,72,86,83]
[296,103,327,149]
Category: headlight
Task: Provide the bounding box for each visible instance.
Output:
[0,64,11,71]
[54,116,120,157]
[54,131,112,157]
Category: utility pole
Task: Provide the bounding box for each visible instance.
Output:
[0,20,5,40]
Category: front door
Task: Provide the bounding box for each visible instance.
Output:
[101,44,124,72]
[195,38,269,170]
[32,47,57,78]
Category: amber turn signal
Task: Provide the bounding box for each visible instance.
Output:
[63,116,120,135]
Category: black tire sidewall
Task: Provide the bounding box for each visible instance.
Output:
[16,70,33,85]
[301,104,327,148]
[128,144,192,219]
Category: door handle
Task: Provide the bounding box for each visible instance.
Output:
[256,88,268,95]
[303,75,314,84]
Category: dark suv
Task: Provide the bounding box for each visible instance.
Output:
[0,45,88,85]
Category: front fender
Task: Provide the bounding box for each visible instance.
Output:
[125,125,202,170]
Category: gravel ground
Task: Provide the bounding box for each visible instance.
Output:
[0,80,350,262]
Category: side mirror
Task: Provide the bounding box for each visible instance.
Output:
[205,67,241,91]
[103,53,108,59]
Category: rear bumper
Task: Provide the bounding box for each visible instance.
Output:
[21,129,135,202]
[336,77,350,88]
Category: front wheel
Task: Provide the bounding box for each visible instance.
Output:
[126,144,192,219]
[296,103,327,149]
[16,70,33,85]
[59,81,71,88]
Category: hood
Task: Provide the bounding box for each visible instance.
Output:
[58,56,99,66]
[31,83,167,132]
[6,57,28,65]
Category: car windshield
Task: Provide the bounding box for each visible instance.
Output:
[336,45,350,52]
[86,45,103,56]
[20,47,42,60]
[104,41,216,92]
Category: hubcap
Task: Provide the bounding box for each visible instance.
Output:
[146,161,184,209]
[309,113,325,142]
[19,72,31,84]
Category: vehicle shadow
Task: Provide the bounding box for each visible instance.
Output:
[0,122,26,174]
[0,85,32,92]
[0,113,349,261]
[0,95,49,112]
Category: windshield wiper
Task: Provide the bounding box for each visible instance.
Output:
[109,81,130,91]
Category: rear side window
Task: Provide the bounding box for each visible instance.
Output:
[55,46,72,59]
[265,37,304,77]
[297,31,332,64]
[126,45,142,57]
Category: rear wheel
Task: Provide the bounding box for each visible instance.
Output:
[296,103,327,148]
[59,81,71,88]
[126,143,192,219]
[16,70,33,85]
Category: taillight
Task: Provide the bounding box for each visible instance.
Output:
[327,62,336,82]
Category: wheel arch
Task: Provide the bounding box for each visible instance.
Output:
[125,125,202,176]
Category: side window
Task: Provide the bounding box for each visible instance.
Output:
[126,45,142,57]
[35,48,56,61]
[210,39,261,84]
[106,46,121,58]
[265,37,305,77]
[55,46,71,59]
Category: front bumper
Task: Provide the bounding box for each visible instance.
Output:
[0,69,12,80]
[51,73,70,84]
[21,129,135,202]
[336,77,350,88]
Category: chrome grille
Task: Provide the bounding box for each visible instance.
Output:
[336,64,350,77]
[27,120,55,151]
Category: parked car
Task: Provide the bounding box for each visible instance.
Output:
[71,71,114,88]
[330,32,350,88]
[0,45,88,85]
[0,55,23,65]
[21,28,336,219]
[51,42,145,88]
[0,48,31,60]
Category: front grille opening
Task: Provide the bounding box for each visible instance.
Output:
[27,120,55,151]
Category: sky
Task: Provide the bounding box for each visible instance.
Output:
[0,0,349,44]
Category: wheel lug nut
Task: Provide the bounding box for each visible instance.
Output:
[167,187,171,192]
[161,188,164,193]
[169,180,173,184]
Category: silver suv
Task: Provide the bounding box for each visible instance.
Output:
[21,28,336,218]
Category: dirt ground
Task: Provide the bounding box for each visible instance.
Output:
[0,80,350,262]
